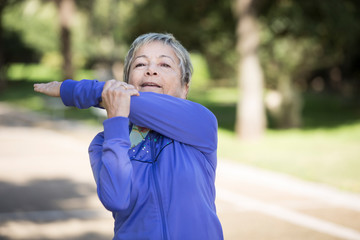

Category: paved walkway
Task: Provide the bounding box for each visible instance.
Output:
[0,102,360,240]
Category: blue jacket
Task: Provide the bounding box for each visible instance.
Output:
[60,80,223,240]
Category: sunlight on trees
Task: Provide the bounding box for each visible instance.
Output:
[1,0,359,136]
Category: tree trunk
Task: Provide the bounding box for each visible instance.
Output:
[56,0,74,80]
[278,75,302,128]
[235,0,266,140]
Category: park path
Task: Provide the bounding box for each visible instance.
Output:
[0,102,360,240]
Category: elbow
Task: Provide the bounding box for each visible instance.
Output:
[97,179,134,211]
[207,115,218,152]
[99,192,131,212]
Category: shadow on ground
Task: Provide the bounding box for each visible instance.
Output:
[0,232,110,240]
[0,178,95,220]
[0,178,112,239]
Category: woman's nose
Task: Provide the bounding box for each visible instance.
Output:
[146,64,158,76]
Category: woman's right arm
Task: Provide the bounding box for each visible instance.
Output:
[89,117,136,212]
[35,80,138,211]
[34,79,105,108]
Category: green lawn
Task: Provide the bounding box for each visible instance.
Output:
[1,79,360,193]
[218,125,360,192]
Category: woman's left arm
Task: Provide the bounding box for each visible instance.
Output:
[129,92,217,154]
[59,79,217,154]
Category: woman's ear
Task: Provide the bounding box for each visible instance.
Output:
[183,83,190,99]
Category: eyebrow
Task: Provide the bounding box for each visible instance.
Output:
[134,55,176,64]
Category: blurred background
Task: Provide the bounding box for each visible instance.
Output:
[0,0,360,239]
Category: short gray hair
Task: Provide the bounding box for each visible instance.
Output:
[123,33,193,85]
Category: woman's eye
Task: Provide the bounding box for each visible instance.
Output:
[161,63,171,68]
[135,63,145,68]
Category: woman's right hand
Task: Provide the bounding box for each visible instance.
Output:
[33,81,62,97]
[101,80,139,118]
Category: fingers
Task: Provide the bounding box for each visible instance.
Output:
[127,88,140,96]
[34,83,44,93]
[34,84,48,94]
[103,80,139,96]
[101,80,139,118]
[33,81,61,97]
[102,79,117,92]
[122,84,139,96]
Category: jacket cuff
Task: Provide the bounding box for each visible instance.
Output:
[60,79,78,106]
[103,117,130,142]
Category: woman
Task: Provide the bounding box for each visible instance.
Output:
[34,33,223,240]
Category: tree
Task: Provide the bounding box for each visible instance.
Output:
[258,0,360,128]
[235,0,266,140]
[55,0,75,79]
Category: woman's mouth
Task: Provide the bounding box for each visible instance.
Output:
[141,82,161,88]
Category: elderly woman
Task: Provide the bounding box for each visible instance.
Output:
[34,33,223,240]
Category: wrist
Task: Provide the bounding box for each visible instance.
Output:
[60,79,77,106]
[107,109,130,119]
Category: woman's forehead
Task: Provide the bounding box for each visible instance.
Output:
[134,42,179,61]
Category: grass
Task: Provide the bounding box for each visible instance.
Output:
[1,79,360,193]
[218,125,360,192]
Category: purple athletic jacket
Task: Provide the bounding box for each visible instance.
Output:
[60,79,223,240]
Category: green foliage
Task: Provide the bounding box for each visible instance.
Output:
[76,0,137,65]
[6,63,95,82]
[3,0,59,54]
[259,33,320,89]
[3,0,359,90]
[258,0,360,91]
[2,0,135,71]
[7,64,61,82]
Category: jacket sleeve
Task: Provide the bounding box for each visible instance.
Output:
[60,79,105,108]
[129,92,217,154]
[88,117,135,211]
[61,79,217,154]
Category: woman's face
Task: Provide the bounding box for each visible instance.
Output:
[128,41,189,99]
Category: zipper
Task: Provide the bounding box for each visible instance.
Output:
[151,138,173,240]
[152,164,168,240]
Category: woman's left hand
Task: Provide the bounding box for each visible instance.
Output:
[33,81,62,97]
[101,80,139,118]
